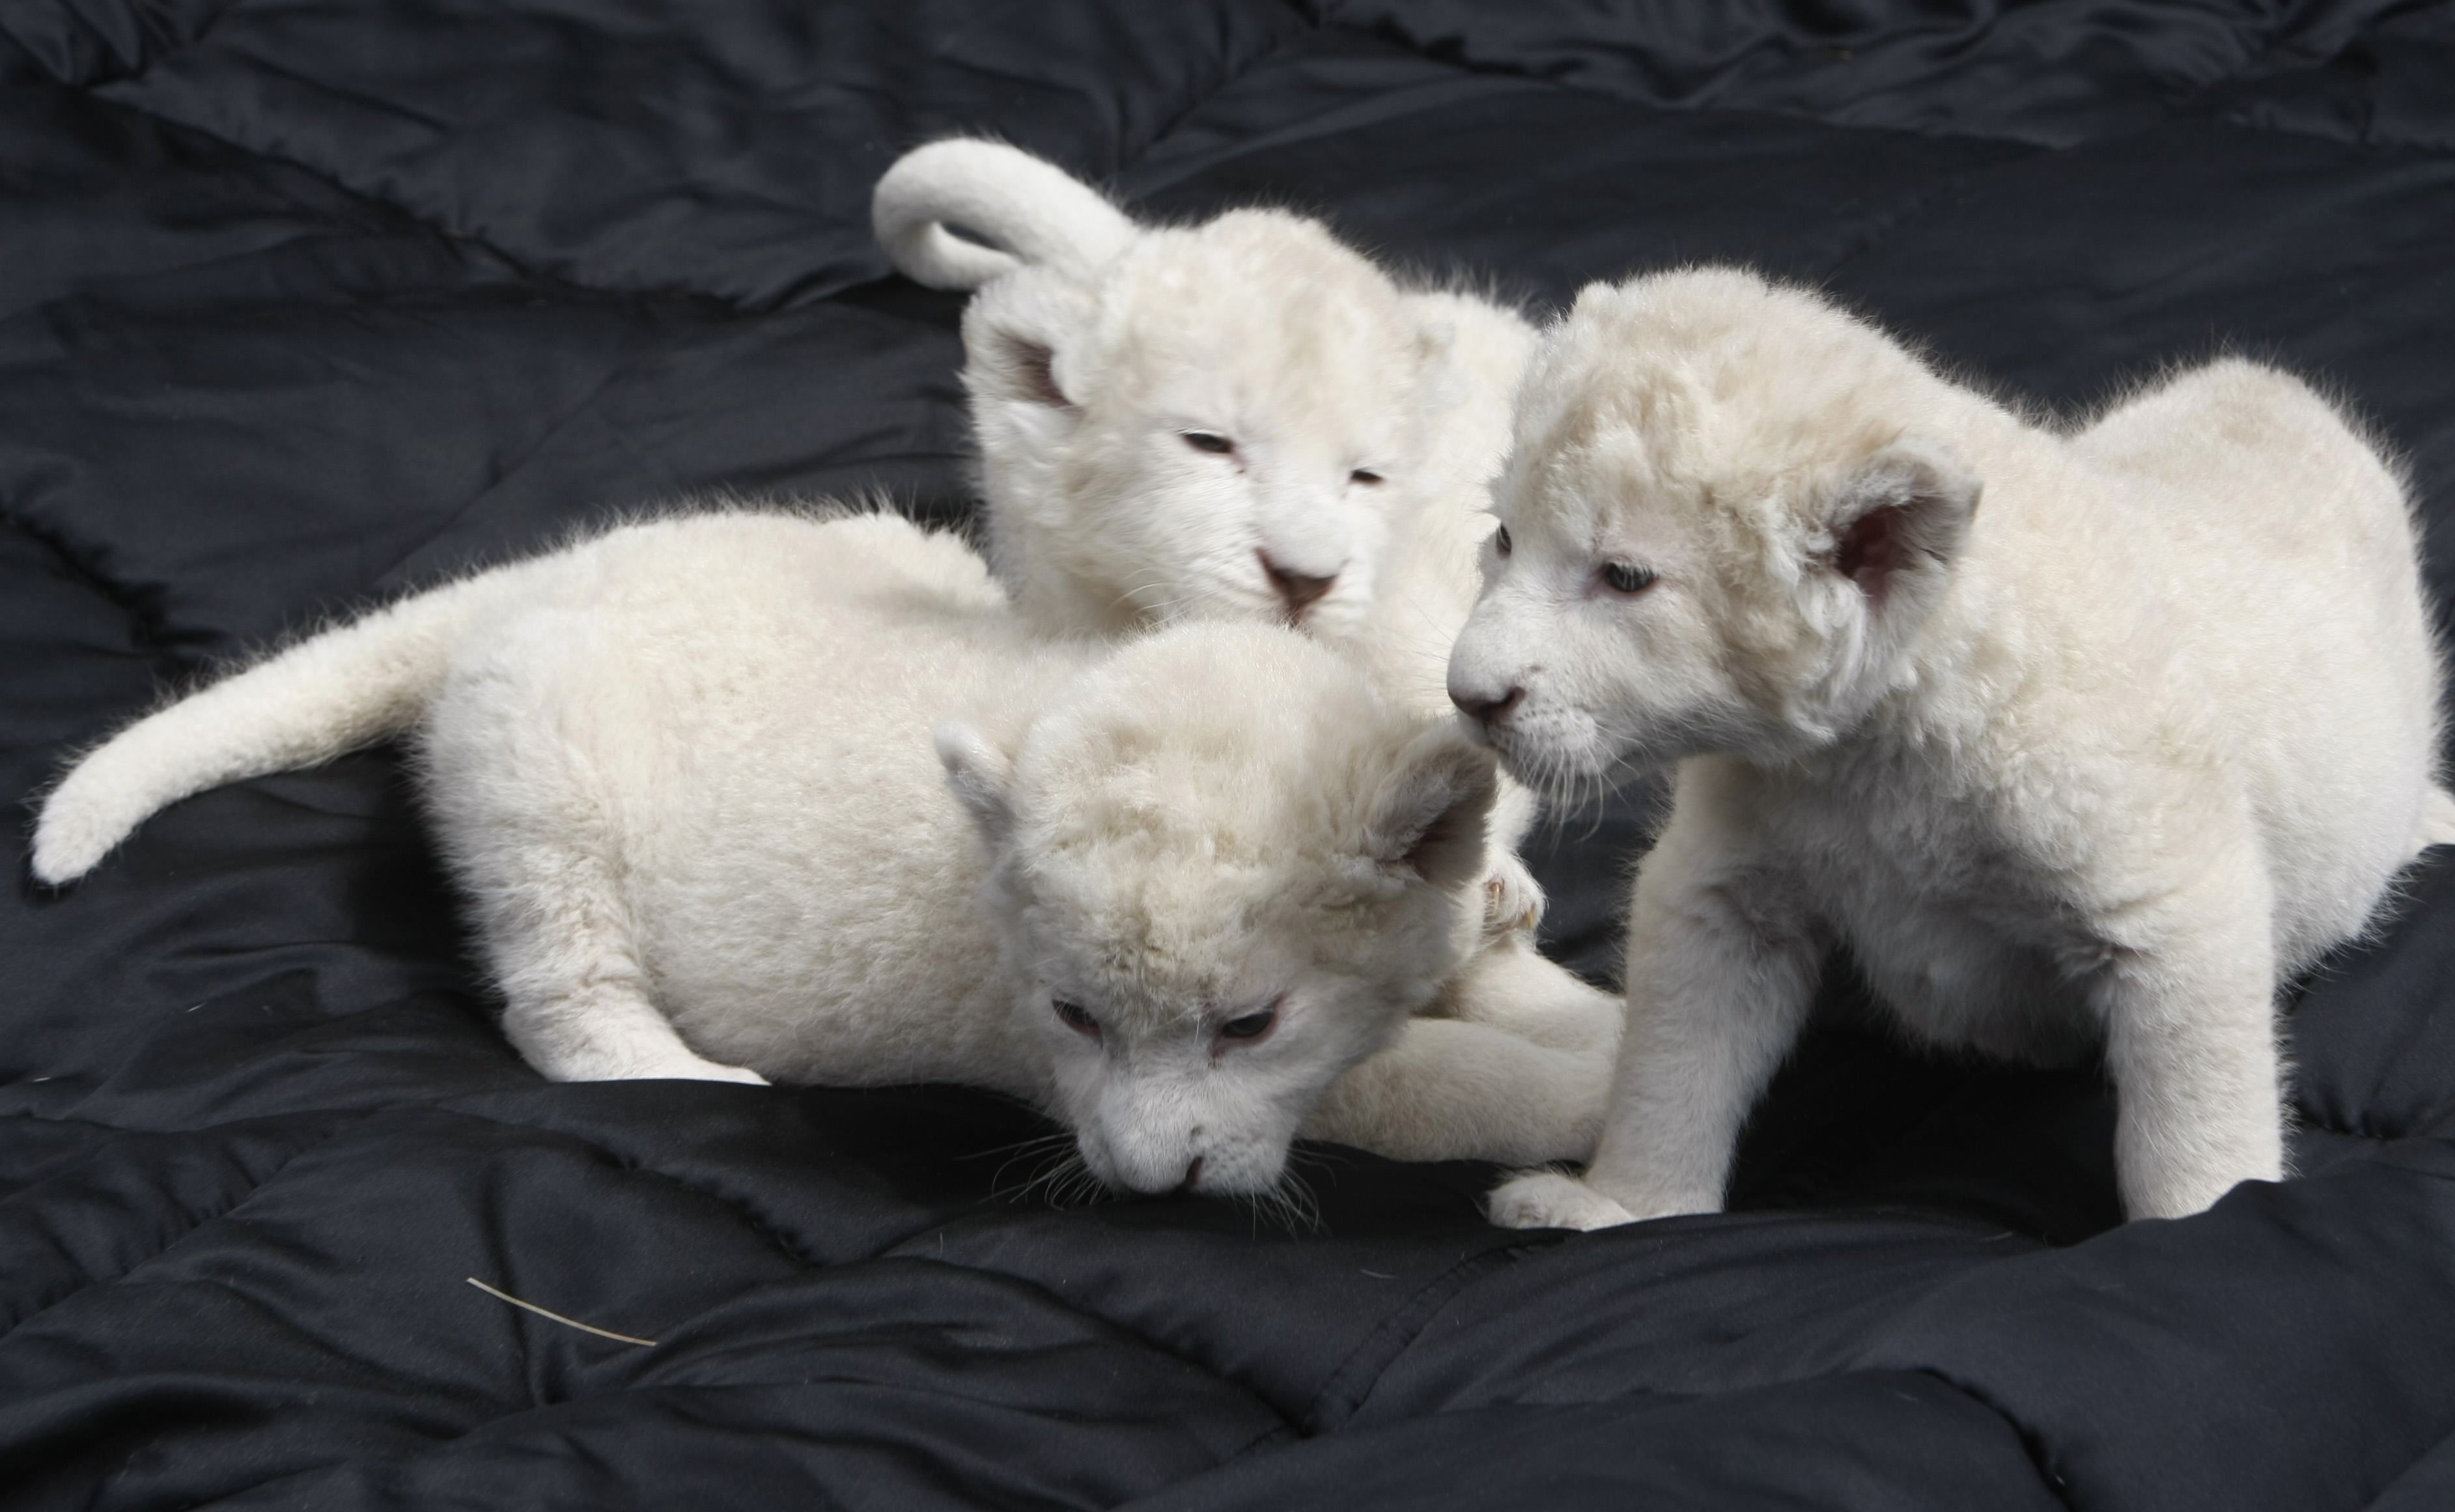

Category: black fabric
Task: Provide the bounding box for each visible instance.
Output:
[4,3,2453,1507]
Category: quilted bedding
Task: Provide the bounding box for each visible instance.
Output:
[5,2,2455,1507]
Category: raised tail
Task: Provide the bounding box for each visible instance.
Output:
[31,574,498,884]
[872,137,1138,292]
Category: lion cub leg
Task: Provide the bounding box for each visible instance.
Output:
[1473,774,1550,944]
[426,621,768,1087]
[472,837,770,1087]
[2090,843,2284,1218]
[1303,1016,1612,1168]
[1487,811,1821,1231]
[1435,931,1623,1057]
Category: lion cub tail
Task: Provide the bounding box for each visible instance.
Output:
[873,137,1138,292]
[31,574,500,886]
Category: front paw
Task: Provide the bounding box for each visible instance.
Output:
[563,1050,770,1085]
[1485,1170,1636,1231]
[1481,856,1545,939]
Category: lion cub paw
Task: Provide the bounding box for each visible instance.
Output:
[1481,856,1546,940]
[1485,1170,1637,1231]
[572,1049,770,1085]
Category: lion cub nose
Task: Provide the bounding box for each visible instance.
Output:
[1258,551,1338,619]
[1450,683,1525,725]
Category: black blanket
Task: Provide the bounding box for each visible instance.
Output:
[6,3,2455,1507]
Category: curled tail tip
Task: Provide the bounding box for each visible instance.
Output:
[872,135,1136,292]
[876,226,1021,293]
[878,135,1064,198]
[880,135,1031,178]
[872,147,1024,292]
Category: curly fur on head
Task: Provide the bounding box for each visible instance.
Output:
[946,620,1503,1195]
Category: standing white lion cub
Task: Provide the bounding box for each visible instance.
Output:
[35,511,1612,1197]
[1448,267,2454,1227]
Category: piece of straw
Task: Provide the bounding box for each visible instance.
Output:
[465,1276,657,1347]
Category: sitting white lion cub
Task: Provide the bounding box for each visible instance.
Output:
[873,139,1550,923]
[1448,267,2455,1227]
[35,511,1610,1196]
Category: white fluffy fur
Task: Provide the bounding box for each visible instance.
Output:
[883,141,1528,688]
[35,511,1614,1196]
[875,136,1565,948]
[873,138,1138,292]
[1449,268,2454,1228]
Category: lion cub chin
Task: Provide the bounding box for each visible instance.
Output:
[35,511,1614,1199]
[1449,267,2454,1227]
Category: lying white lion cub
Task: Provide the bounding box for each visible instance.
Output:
[35,511,1611,1196]
[874,139,1552,923]
[1448,267,2455,1227]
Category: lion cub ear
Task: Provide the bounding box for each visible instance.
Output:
[1822,438,1982,609]
[961,268,1095,414]
[934,722,1018,849]
[1365,728,1500,890]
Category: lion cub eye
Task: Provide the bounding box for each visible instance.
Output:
[1493,525,1513,557]
[1601,561,1656,595]
[1216,1005,1279,1044]
[1349,468,1384,486]
[1182,431,1236,456]
[1052,1000,1101,1039]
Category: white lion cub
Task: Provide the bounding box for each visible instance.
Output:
[35,511,1611,1196]
[876,138,1526,703]
[875,137,1580,990]
[1448,267,2454,1227]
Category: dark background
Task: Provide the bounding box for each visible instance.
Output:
[3,2,2454,1507]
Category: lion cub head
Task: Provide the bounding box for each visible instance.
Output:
[962,210,1456,646]
[936,623,1494,1198]
[1448,268,1985,790]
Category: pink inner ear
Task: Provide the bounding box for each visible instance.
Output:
[1001,333,1069,408]
[1836,504,1911,602]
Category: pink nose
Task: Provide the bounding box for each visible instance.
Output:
[1258,552,1337,619]
[1451,685,1524,724]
